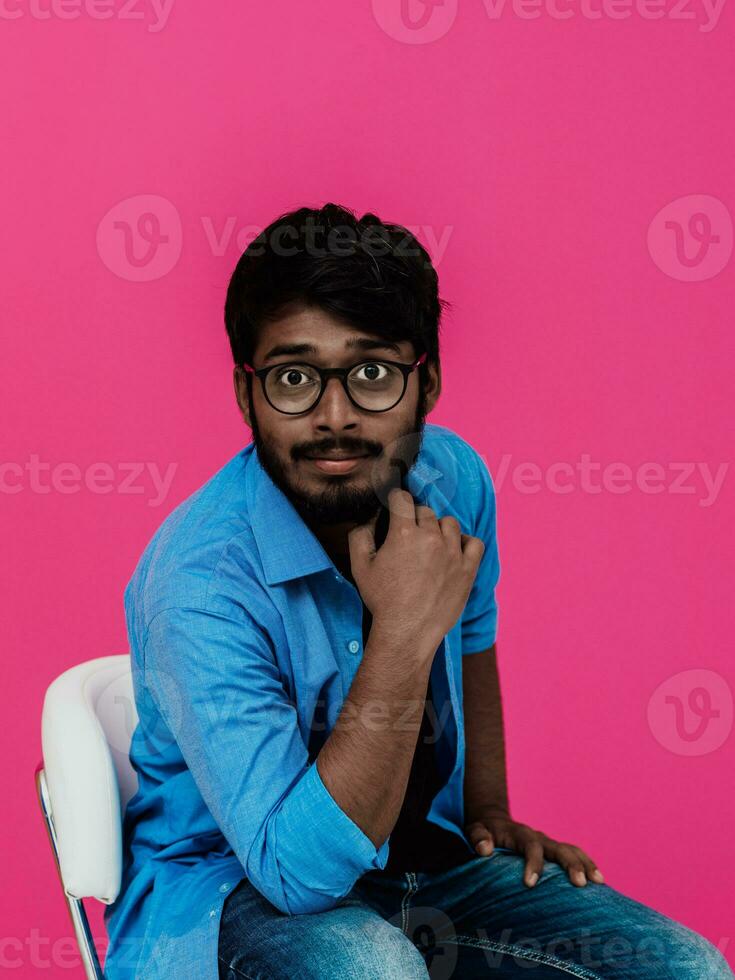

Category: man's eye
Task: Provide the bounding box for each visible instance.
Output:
[276,366,317,387]
[353,363,388,382]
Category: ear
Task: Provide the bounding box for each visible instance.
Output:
[423,357,442,414]
[233,366,252,429]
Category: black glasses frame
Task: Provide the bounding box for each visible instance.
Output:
[241,352,428,415]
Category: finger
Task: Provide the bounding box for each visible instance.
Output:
[465,821,495,856]
[575,849,605,884]
[550,845,589,887]
[550,843,602,886]
[460,533,485,567]
[523,839,545,887]
[347,511,379,568]
[415,504,441,529]
[438,514,462,545]
[385,486,419,533]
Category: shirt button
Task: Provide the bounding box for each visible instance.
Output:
[347,640,360,654]
[219,882,230,892]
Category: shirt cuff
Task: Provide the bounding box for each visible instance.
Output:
[462,612,498,654]
[273,758,390,911]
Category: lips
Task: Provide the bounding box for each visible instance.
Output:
[306,453,368,461]
[306,454,368,474]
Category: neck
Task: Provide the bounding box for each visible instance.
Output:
[312,519,353,559]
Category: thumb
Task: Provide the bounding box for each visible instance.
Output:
[465,821,495,856]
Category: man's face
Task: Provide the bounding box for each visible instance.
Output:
[233,305,441,528]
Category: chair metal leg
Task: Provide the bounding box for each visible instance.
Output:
[35,765,106,980]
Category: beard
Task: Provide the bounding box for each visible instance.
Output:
[248,385,428,528]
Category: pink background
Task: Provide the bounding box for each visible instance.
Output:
[2,1,733,974]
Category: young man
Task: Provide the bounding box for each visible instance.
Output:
[104,205,732,979]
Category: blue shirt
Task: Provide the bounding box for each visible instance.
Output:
[103,421,500,980]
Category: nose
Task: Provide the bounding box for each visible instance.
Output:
[310,375,361,431]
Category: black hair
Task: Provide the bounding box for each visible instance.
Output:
[224,203,448,391]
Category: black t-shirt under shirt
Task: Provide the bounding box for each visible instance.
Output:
[360,604,474,874]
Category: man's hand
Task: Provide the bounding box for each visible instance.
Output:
[464,807,605,888]
[348,487,485,657]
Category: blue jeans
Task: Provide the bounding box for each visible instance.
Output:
[218,848,732,978]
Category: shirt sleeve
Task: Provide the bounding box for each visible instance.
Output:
[459,445,501,654]
[142,603,390,916]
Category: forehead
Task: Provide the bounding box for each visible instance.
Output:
[254,306,414,364]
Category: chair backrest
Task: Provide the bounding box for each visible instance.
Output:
[41,655,139,904]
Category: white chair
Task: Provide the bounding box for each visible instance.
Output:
[35,656,139,980]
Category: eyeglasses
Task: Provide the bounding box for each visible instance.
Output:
[241,352,427,415]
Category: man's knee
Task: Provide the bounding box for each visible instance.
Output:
[624,922,733,979]
[220,909,429,980]
[662,928,733,979]
[297,918,429,980]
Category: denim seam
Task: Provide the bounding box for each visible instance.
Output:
[400,872,419,935]
[217,953,258,980]
[443,935,603,979]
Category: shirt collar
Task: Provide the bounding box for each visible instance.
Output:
[246,446,335,585]
[244,433,449,587]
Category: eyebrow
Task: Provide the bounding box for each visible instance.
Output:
[261,337,404,364]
